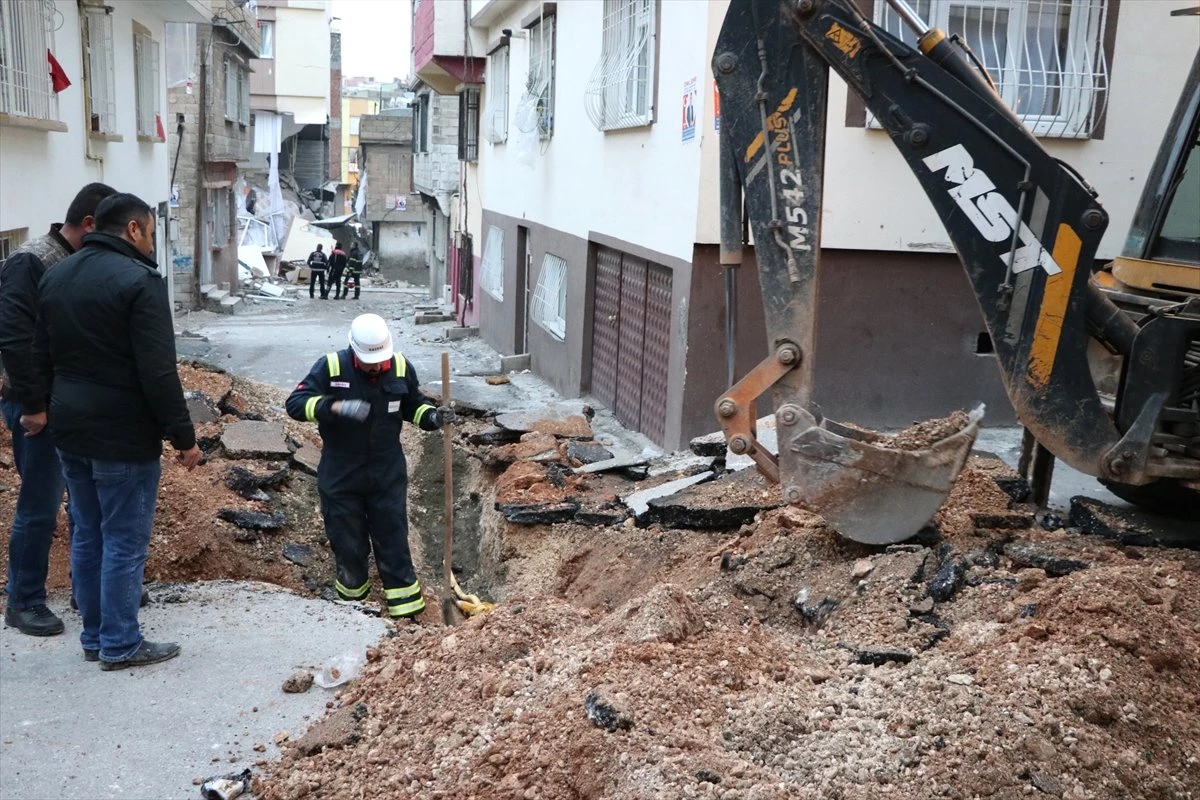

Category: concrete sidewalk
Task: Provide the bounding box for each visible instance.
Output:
[0,582,384,800]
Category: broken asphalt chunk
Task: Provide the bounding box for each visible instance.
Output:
[622,472,713,519]
[291,443,321,476]
[640,469,778,530]
[225,464,289,498]
[854,647,914,666]
[282,543,313,566]
[573,501,628,527]
[927,557,966,602]
[495,404,595,439]
[468,425,523,446]
[971,510,1035,530]
[218,508,287,532]
[1002,541,1089,577]
[497,501,580,525]
[185,391,220,424]
[584,690,633,732]
[565,440,614,466]
[794,588,839,628]
[221,421,292,460]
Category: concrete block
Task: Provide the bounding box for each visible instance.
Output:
[199,283,218,295]
[217,295,243,315]
[445,326,478,340]
[221,420,292,460]
[500,353,531,372]
[414,312,454,325]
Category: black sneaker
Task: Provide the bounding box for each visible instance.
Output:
[83,649,99,662]
[99,641,180,671]
[3,604,65,636]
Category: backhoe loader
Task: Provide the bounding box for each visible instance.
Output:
[712,0,1199,544]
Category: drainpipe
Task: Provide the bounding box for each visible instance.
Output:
[193,40,209,305]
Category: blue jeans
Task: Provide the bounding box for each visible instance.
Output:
[1,398,66,610]
[58,452,161,661]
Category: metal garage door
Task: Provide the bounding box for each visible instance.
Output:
[589,244,672,446]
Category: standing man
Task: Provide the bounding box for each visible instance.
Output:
[306,243,329,300]
[327,243,348,301]
[285,314,454,620]
[32,193,202,670]
[341,243,364,300]
[0,182,116,636]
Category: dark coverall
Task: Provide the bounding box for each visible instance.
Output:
[285,348,442,617]
[342,249,364,299]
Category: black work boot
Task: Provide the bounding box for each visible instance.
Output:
[99,641,180,671]
[4,604,65,636]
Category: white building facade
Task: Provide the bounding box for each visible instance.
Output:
[465,0,1197,448]
[1,0,213,302]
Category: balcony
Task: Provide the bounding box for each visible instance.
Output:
[412,0,484,94]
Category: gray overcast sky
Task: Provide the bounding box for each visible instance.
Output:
[332,0,412,83]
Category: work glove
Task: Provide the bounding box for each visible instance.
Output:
[434,405,457,426]
[334,399,372,422]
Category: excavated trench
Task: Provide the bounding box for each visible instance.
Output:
[406,430,509,609]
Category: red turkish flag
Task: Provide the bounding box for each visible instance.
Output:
[47,50,71,93]
[156,114,166,141]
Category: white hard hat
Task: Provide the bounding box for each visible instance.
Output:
[348,313,393,364]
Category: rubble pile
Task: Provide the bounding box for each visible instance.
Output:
[2,367,1197,799]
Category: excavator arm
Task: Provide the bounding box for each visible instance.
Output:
[713,0,1200,542]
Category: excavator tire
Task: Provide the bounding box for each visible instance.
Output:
[1099,478,1200,521]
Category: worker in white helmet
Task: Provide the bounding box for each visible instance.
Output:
[285,313,455,620]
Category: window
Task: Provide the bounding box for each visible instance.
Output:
[531,253,567,339]
[349,116,361,135]
[414,94,430,152]
[0,228,28,266]
[225,59,237,120]
[348,147,358,173]
[82,6,116,134]
[133,27,161,139]
[480,225,504,300]
[458,87,480,162]
[486,45,509,143]
[0,0,59,122]
[257,20,274,58]
[210,188,230,246]
[527,15,556,139]
[225,59,248,124]
[874,0,1108,138]
[586,0,655,130]
[1150,128,1199,265]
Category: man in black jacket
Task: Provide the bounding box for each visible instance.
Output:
[285,313,454,620]
[0,182,115,637]
[32,193,202,670]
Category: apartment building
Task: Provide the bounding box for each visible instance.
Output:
[164,1,261,309]
[463,0,1197,449]
[1,0,213,304]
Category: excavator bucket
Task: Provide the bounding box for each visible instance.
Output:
[779,406,985,544]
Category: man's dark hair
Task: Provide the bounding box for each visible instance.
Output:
[93,193,154,236]
[64,182,118,226]
[316,244,324,251]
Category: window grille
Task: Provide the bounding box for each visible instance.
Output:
[348,148,358,172]
[0,0,59,121]
[585,0,655,130]
[257,20,273,58]
[527,16,555,139]
[414,94,430,152]
[134,31,161,138]
[458,87,480,162]
[873,0,1109,138]
[485,46,509,144]
[480,224,504,300]
[225,58,237,120]
[82,6,116,133]
[531,253,567,339]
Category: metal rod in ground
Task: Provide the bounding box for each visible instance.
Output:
[441,351,459,625]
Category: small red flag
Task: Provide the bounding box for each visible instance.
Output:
[47,50,71,93]
[156,114,166,141]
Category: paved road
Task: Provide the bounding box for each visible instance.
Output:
[0,583,384,800]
